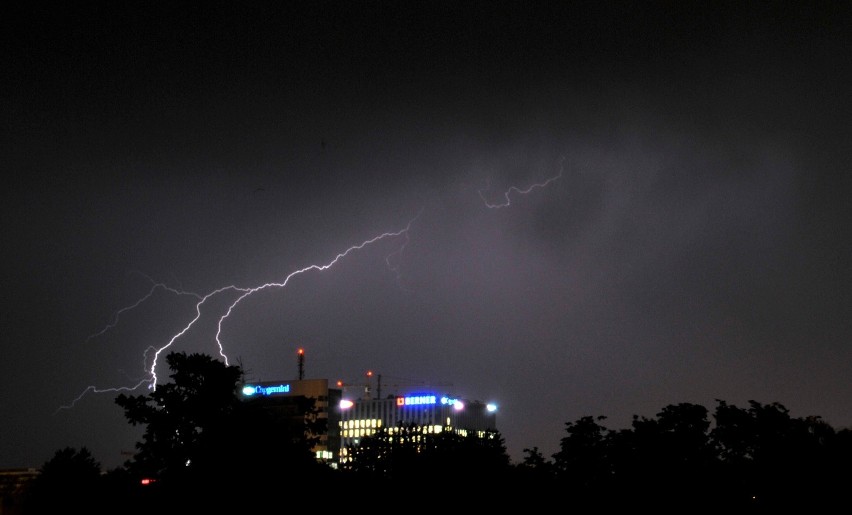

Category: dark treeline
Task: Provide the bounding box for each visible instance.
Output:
[9,352,852,513]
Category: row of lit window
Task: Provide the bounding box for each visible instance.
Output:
[340,418,383,429]
[341,424,448,439]
[341,428,377,438]
[337,425,483,464]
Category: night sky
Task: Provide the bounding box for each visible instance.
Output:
[2,2,850,470]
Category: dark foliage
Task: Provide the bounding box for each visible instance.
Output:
[18,447,139,515]
[111,352,329,510]
[340,421,511,483]
[22,353,852,511]
[540,399,852,510]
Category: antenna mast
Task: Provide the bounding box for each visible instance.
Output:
[364,370,373,400]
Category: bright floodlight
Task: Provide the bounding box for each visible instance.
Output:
[486,403,497,412]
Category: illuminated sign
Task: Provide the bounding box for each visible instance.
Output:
[242,384,290,396]
[393,394,467,408]
[397,394,437,406]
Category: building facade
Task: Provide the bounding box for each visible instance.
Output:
[338,391,498,464]
[241,378,342,463]
[241,379,498,467]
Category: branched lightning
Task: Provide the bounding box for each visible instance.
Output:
[54,380,151,414]
[86,273,202,343]
[64,154,565,413]
[478,157,565,208]
[384,207,422,292]
[60,216,418,411]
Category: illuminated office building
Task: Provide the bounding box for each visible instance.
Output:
[337,391,499,464]
[240,350,498,466]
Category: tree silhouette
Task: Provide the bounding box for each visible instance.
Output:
[711,400,846,509]
[516,446,557,486]
[114,351,329,508]
[552,415,613,503]
[607,402,717,508]
[27,354,852,510]
[539,399,852,510]
[21,447,106,514]
[341,422,511,484]
[115,352,244,483]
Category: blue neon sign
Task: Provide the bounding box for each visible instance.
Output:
[242,384,290,396]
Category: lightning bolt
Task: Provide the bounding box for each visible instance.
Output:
[85,272,202,343]
[384,207,422,293]
[59,215,419,411]
[54,380,151,414]
[478,157,565,208]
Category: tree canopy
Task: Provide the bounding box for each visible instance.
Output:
[114,351,328,508]
[20,352,852,511]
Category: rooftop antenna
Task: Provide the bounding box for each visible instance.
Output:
[364,370,373,400]
[297,348,305,380]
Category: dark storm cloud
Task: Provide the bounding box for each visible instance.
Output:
[2,1,850,469]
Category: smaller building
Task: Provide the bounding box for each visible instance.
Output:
[0,468,38,515]
[241,378,342,464]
